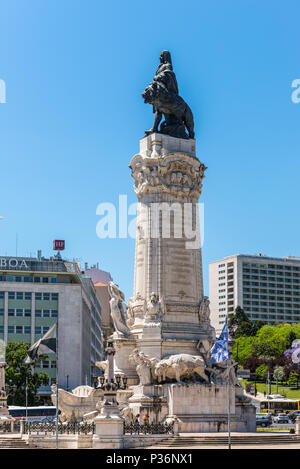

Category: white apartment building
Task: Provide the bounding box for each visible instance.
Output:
[209,254,300,335]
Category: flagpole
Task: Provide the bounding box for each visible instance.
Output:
[25,374,28,425]
[227,322,231,451]
[227,356,231,450]
[55,322,58,450]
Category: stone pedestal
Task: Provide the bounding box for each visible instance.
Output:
[128,134,214,359]
[128,384,168,423]
[296,416,300,435]
[0,362,9,419]
[104,133,256,435]
[167,383,254,433]
[113,336,138,385]
[93,411,125,449]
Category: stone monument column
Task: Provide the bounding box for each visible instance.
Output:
[129,133,214,359]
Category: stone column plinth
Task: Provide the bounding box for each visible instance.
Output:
[128,134,214,358]
[296,416,300,435]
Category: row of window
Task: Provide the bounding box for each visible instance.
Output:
[35,309,58,318]
[243,282,300,290]
[244,288,300,296]
[243,276,300,283]
[0,292,59,301]
[0,275,58,283]
[37,360,56,369]
[243,263,300,271]
[0,325,31,334]
[0,325,52,334]
[0,292,32,300]
[244,302,300,306]
[0,308,58,318]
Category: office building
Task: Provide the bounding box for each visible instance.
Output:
[209,254,300,335]
[0,254,105,398]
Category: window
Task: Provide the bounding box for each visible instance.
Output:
[35,326,42,334]
[34,277,41,283]
[50,278,57,284]
[24,326,31,334]
[16,309,23,317]
[52,293,58,301]
[42,361,49,368]
[8,326,14,334]
[51,310,58,318]
[16,292,23,300]
[0,292,4,299]
[24,309,31,317]
[8,309,15,316]
[43,310,50,318]
[0,309,3,316]
[8,292,15,299]
[51,361,56,368]
[16,326,23,334]
[23,277,31,283]
[35,293,42,300]
[25,292,32,300]
[42,277,49,284]
[43,293,50,301]
[0,326,3,333]
[35,310,42,317]
[43,326,49,334]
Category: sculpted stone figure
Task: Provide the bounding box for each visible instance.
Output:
[199,296,210,322]
[129,349,156,385]
[211,359,242,387]
[142,50,195,139]
[108,281,130,336]
[197,338,213,369]
[154,354,209,383]
[145,292,165,323]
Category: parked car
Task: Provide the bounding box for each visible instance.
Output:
[256,413,272,427]
[273,413,290,424]
[288,411,300,423]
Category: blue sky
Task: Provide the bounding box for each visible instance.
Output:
[0,0,299,300]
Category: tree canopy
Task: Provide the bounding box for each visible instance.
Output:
[231,322,300,377]
[228,306,265,338]
[5,342,50,406]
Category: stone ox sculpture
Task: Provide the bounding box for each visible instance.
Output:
[154,354,209,383]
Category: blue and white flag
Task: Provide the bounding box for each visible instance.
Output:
[211,318,229,364]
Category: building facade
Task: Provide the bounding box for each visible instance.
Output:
[209,254,300,335]
[83,263,113,340]
[0,255,104,398]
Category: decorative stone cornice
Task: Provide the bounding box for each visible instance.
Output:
[130,153,207,200]
[129,134,207,200]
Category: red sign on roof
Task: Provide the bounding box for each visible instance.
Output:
[53,240,65,251]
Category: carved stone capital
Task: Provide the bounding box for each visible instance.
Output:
[130,152,206,200]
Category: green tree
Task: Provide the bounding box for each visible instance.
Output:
[231,336,256,366]
[288,372,300,389]
[5,342,50,406]
[229,306,265,338]
[273,366,285,383]
[255,363,269,382]
[228,306,250,336]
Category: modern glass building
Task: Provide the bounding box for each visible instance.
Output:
[209,254,300,335]
[0,254,105,400]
